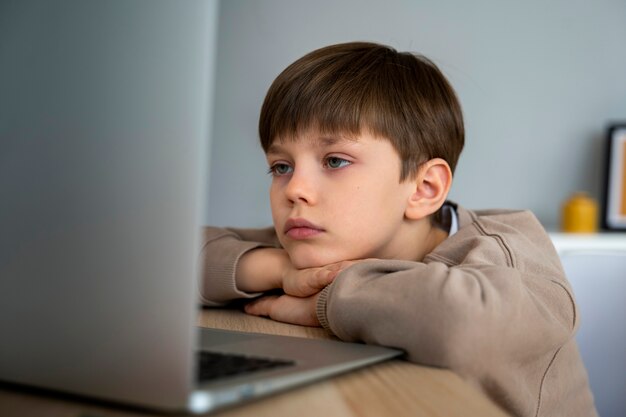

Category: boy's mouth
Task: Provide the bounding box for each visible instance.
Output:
[284,218,325,240]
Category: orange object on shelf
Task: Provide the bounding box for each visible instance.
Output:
[561,192,598,233]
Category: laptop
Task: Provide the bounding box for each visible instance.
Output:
[0,1,402,414]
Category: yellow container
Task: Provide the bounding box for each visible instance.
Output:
[561,192,598,233]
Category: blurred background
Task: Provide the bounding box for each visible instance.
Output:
[205,0,626,229]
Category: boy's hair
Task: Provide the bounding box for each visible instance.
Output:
[259,41,464,180]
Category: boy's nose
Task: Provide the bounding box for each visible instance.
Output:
[284,169,318,205]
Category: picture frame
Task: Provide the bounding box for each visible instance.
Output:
[602,124,626,231]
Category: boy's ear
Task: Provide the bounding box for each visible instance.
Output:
[404,158,452,220]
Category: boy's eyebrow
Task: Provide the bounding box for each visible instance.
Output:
[266,143,286,156]
[266,135,358,155]
[316,135,358,147]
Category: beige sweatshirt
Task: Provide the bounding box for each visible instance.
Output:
[199,204,597,417]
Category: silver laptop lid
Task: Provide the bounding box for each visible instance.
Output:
[0,0,216,410]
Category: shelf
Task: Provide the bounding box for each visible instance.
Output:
[548,232,626,254]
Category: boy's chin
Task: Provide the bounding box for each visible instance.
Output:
[287,249,348,270]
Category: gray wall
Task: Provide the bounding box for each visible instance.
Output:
[208,0,626,229]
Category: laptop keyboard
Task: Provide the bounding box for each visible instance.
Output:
[197,351,295,382]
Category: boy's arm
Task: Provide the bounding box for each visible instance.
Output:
[199,226,342,306]
[317,259,575,369]
[198,226,279,306]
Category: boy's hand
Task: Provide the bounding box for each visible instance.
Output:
[243,259,357,327]
[236,247,354,297]
[244,292,322,327]
[281,260,354,297]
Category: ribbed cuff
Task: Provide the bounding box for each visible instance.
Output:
[316,284,333,332]
[200,240,265,304]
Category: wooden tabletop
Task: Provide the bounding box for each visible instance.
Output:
[0,308,509,417]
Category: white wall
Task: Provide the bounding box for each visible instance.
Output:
[208,0,626,228]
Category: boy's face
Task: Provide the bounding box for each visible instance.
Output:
[266,130,418,269]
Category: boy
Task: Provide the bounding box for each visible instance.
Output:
[199,42,596,417]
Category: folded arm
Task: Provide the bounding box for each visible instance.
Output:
[319,259,576,370]
[199,226,347,314]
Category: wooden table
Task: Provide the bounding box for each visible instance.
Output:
[0,308,509,417]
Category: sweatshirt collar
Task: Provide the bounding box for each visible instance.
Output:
[441,203,459,236]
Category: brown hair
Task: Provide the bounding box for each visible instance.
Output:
[259,41,464,180]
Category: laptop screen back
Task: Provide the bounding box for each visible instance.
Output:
[0,0,217,409]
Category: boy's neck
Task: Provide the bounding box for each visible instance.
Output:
[415,221,449,262]
[390,218,449,262]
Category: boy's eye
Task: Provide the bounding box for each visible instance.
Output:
[325,156,351,169]
[268,163,293,176]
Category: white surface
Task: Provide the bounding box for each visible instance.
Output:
[549,232,626,255]
[551,234,626,417]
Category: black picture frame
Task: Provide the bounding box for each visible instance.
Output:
[601,124,626,231]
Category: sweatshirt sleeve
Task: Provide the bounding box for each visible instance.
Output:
[317,226,576,373]
[198,226,280,306]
